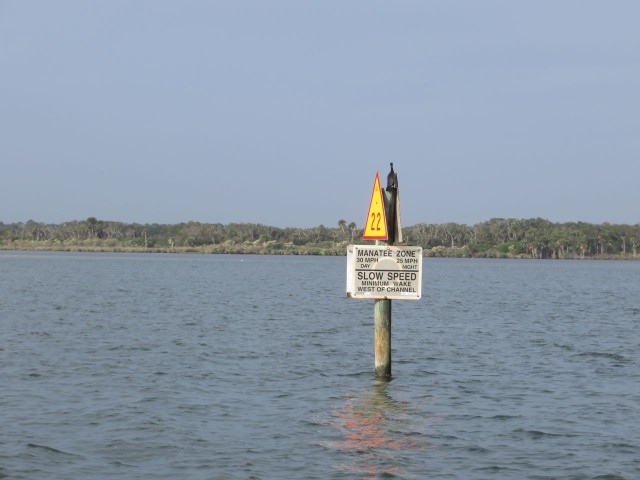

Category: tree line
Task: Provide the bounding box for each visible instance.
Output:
[404,218,640,259]
[1,217,639,258]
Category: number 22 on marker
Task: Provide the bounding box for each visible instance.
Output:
[370,212,382,231]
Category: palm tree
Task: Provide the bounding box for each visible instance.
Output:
[348,222,357,242]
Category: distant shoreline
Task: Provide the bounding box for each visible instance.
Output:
[1,242,638,260]
[2,218,639,260]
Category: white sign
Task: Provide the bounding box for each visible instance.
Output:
[346,245,422,300]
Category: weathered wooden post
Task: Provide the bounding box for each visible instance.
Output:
[347,164,421,380]
[373,295,392,378]
[374,182,397,379]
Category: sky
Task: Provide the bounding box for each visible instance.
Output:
[1,1,639,228]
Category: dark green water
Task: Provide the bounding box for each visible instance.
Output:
[1,252,639,479]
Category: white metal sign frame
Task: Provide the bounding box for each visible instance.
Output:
[346,244,422,300]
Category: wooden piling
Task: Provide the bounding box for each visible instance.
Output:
[374,186,397,380]
[374,297,392,379]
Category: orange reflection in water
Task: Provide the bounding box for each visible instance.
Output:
[323,381,428,479]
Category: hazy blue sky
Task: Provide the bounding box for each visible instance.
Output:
[2,1,639,227]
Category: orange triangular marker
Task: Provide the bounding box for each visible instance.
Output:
[362,172,388,240]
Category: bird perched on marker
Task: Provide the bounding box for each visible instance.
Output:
[386,162,397,192]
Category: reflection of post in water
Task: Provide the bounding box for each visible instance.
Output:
[325,381,426,479]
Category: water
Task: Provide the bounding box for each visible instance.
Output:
[1,252,639,479]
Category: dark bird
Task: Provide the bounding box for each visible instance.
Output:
[386,162,397,192]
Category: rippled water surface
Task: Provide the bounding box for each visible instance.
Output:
[1,252,639,479]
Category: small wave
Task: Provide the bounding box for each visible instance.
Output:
[490,414,520,421]
[513,429,578,439]
[527,430,561,439]
[475,465,519,472]
[27,443,80,457]
[608,442,638,452]
[467,445,490,453]
[575,352,628,362]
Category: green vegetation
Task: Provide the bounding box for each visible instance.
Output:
[1,217,639,259]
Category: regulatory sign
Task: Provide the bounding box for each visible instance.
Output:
[346,245,422,300]
[362,172,388,240]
